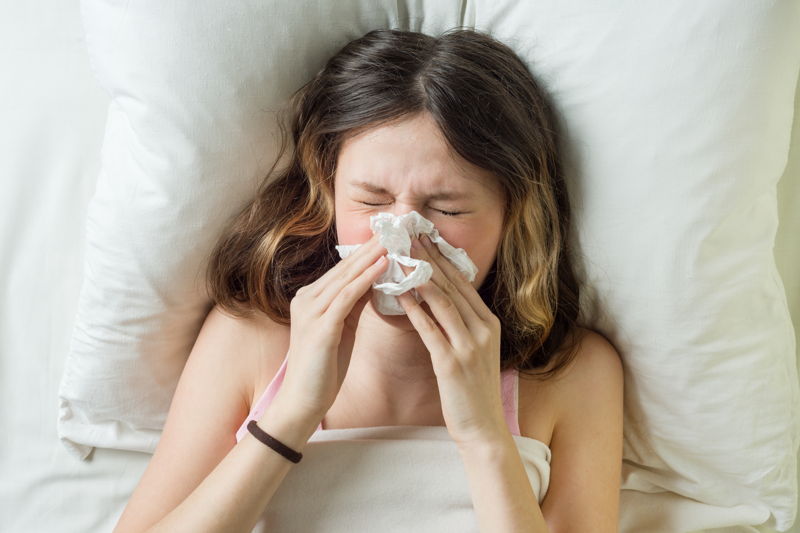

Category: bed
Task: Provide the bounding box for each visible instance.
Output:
[2,1,799,532]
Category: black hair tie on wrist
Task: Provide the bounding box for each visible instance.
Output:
[247,420,303,463]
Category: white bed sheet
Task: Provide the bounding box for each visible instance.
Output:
[0,1,797,532]
[0,2,149,532]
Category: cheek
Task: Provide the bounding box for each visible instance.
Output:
[334,210,374,245]
[436,224,499,281]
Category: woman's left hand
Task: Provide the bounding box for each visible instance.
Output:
[397,234,509,449]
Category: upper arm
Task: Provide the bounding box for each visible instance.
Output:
[537,330,625,533]
[113,305,256,533]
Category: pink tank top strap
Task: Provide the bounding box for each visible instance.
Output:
[236,357,522,442]
[235,355,322,442]
[501,367,522,436]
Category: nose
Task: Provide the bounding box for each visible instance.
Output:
[387,202,423,218]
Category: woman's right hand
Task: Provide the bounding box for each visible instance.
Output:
[276,232,389,419]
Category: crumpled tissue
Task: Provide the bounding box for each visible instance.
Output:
[335,211,479,315]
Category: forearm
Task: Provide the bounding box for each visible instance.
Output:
[457,434,549,533]
[148,395,321,533]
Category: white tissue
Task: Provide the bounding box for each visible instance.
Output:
[335,211,479,315]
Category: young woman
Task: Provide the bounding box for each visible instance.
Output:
[114,27,623,533]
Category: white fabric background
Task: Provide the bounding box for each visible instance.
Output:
[1,1,798,532]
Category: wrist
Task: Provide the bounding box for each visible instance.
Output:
[256,395,323,453]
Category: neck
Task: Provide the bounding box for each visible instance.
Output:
[333,298,443,424]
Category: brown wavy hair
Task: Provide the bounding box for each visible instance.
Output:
[205,27,587,382]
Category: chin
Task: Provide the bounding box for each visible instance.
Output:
[364,296,416,327]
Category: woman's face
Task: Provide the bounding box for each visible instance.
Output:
[333,112,506,292]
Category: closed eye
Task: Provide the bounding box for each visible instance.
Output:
[359,202,463,217]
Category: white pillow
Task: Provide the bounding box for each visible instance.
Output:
[59,0,800,530]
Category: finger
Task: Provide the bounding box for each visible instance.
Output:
[411,277,472,351]
[326,254,388,320]
[418,235,495,324]
[404,241,473,347]
[311,233,386,298]
[397,290,452,356]
[409,238,483,334]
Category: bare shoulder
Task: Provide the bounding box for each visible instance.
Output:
[549,327,624,420]
[112,304,288,532]
[517,327,624,446]
[212,304,291,410]
[560,327,622,385]
[535,327,625,530]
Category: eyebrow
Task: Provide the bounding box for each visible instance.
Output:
[351,180,472,201]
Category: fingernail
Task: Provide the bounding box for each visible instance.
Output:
[411,238,420,250]
[421,235,432,248]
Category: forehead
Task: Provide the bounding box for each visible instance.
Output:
[335,113,498,195]
[349,179,473,200]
